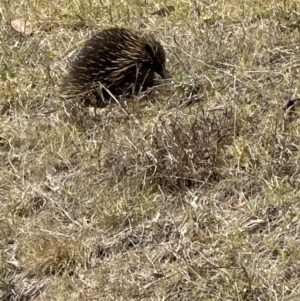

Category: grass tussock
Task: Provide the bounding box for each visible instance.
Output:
[2,0,300,300]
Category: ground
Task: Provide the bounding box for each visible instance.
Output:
[1,0,300,300]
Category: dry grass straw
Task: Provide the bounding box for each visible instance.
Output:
[2,0,300,300]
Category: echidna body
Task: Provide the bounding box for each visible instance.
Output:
[62,27,167,106]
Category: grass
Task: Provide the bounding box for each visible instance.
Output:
[1,0,300,300]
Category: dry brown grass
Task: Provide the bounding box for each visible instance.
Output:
[2,0,300,300]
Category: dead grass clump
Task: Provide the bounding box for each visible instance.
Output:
[20,236,83,277]
[132,108,235,192]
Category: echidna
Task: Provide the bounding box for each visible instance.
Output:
[61,27,167,106]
